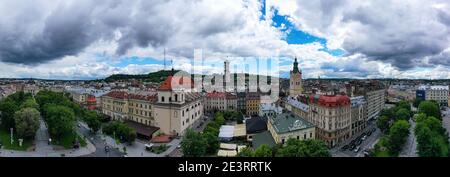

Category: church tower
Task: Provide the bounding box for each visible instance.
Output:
[289,58,302,96]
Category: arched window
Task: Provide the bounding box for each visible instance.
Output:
[161,96,165,102]
[175,94,178,102]
[169,97,172,102]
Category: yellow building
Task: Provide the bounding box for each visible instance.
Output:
[101,91,156,126]
[246,93,260,116]
[267,112,315,145]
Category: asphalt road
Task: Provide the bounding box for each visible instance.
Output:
[399,119,417,157]
[77,122,124,157]
[442,107,450,141]
[331,121,381,157]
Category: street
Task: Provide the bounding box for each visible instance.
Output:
[331,120,381,157]
[77,122,124,157]
[399,119,417,157]
[442,107,450,141]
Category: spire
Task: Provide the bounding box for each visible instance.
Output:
[171,59,174,76]
[292,57,300,73]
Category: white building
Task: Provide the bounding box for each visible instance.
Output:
[418,85,449,106]
[259,102,283,117]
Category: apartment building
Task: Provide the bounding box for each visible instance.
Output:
[351,81,386,120]
[204,92,237,113]
[246,92,260,116]
[308,94,351,147]
[350,96,367,136]
[417,85,449,107]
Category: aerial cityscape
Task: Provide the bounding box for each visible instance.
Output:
[1,0,450,159]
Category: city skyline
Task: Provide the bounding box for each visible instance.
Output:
[1,0,450,80]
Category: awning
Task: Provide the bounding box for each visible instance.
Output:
[220,143,237,150]
[233,124,246,137]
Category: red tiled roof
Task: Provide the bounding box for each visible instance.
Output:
[207,92,226,98]
[104,91,157,102]
[158,76,194,91]
[150,135,171,143]
[309,94,350,107]
[104,91,128,99]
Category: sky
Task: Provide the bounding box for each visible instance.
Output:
[0,0,450,80]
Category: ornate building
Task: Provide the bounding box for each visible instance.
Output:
[289,58,302,97]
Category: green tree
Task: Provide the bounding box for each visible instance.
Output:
[254,144,273,157]
[83,111,102,133]
[415,116,449,157]
[45,105,76,139]
[215,114,225,125]
[381,108,395,119]
[377,115,390,133]
[415,123,449,157]
[419,101,440,120]
[203,132,219,154]
[20,98,39,109]
[276,139,330,157]
[13,108,40,139]
[395,108,410,121]
[238,147,254,157]
[413,98,423,108]
[397,101,411,112]
[387,120,410,154]
[181,129,207,157]
[0,100,19,128]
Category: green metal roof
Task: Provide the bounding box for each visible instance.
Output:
[268,113,314,134]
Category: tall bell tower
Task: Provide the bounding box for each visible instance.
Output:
[289,57,302,96]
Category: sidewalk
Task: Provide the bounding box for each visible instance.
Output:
[0,139,96,157]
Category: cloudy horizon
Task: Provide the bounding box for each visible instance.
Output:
[1,0,450,80]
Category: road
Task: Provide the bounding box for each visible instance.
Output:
[399,119,417,157]
[442,107,450,141]
[78,122,124,157]
[331,120,381,157]
[35,117,52,153]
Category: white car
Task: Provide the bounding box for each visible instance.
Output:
[354,146,361,153]
[361,135,367,141]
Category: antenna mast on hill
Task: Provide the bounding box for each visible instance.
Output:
[164,48,167,71]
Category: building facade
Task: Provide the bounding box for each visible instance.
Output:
[350,96,367,136]
[267,112,315,145]
[246,92,260,116]
[101,91,156,126]
[152,76,204,136]
[417,85,449,107]
[308,94,351,147]
[204,92,237,113]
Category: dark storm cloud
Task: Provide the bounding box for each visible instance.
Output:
[0,0,252,65]
[339,2,450,70]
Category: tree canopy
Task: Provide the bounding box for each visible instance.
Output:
[14,108,40,139]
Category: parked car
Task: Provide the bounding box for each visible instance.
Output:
[366,131,372,136]
[363,150,370,157]
[356,140,363,146]
[349,145,356,150]
[361,135,367,141]
[341,145,349,151]
[354,146,361,153]
[145,143,154,151]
